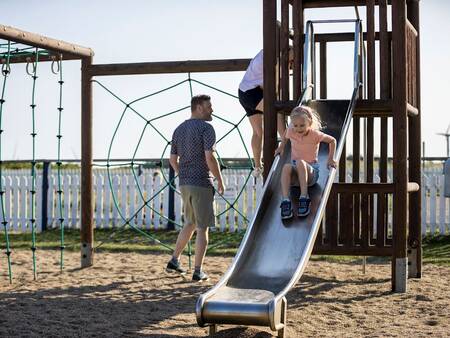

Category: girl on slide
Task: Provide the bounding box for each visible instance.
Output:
[275,106,337,218]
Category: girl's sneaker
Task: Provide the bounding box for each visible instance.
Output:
[280,200,293,219]
[298,197,311,217]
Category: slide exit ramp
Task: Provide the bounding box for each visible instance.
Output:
[196,19,363,336]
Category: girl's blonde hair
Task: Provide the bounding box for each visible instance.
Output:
[290,105,322,130]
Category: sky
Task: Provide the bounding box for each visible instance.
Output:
[0,0,449,161]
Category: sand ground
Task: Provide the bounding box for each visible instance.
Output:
[0,250,449,337]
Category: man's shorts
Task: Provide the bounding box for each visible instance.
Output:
[292,160,320,187]
[180,185,214,229]
[238,87,264,117]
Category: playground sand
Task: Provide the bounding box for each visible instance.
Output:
[1,251,449,337]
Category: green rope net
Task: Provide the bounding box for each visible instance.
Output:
[0,41,66,281]
[94,74,255,259]
[0,41,13,283]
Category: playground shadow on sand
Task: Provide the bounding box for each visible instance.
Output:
[0,276,211,337]
[1,270,392,337]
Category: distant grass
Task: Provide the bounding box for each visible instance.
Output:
[0,229,449,266]
[0,228,244,256]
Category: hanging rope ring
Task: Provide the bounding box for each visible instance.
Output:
[1,61,11,77]
[51,55,60,75]
[26,57,36,76]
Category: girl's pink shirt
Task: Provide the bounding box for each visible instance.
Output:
[286,127,325,163]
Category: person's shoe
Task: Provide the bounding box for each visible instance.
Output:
[280,200,293,220]
[298,197,311,217]
[252,167,263,178]
[192,270,209,282]
[166,260,187,275]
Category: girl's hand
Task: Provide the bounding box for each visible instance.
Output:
[274,145,284,156]
[327,159,337,169]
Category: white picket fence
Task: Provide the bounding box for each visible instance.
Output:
[0,168,449,236]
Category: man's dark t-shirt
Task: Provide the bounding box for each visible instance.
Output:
[170,119,216,188]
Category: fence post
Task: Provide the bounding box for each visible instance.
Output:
[41,161,51,231]
[167,165,176,230]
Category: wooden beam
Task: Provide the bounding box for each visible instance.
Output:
[88,59,251,76]
[0,53,80,64]
[275,99,393,116]
[0,24,93,58]
[315,31,392,43]
[407,182,419,192]
[332,183,395,193]
[300,0,391,8]
[313,246,392,256]
[407,102,419,116]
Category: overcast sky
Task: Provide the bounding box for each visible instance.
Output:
[0,0,449,160]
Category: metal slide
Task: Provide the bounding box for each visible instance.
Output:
[196,20,363,336]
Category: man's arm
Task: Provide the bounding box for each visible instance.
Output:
[205,150,225,194]
[169,154,179,174]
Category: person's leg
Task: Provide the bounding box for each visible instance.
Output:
[295,160,309,197]
[172,223,196,260]
[296,161,314,217]
[281,164,293,198]
[194,226,209,269]
[280,164,294,219]
[248,113,263,170]
[188,186,214,280]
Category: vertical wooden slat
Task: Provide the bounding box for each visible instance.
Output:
[281,0,290,103]
[407,0,422,278]
[392,0,408,293]
[320,42,327,99]
[378,0,390,248]
[343,193,354,247]
[292,0,303,99]
[366,0,375,245]
[327,187,338,247]
[263,0,277,181]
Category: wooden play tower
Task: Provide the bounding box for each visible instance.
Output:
[262,0,421,292]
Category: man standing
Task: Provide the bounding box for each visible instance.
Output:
[166,94,224,282]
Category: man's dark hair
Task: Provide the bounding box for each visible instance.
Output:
[191,94,211,111]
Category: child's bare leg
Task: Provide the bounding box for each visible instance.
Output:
[295,160,309,197]
[281,164,293,199]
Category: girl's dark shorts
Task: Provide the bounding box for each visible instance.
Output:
[238,86,264,117]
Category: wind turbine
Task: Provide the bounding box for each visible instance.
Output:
[437,123,450,157]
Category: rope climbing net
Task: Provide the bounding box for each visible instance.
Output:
[0,41,65,282]
[93,73,255,261]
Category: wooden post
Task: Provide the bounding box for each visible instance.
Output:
[406,0,422,279]
[263,0,277,181]
[391,0,408,293]
[81,56,94,268]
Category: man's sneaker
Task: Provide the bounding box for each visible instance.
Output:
[192,270,209,282]
[298,197,311,217]
[280,200,293,220]
[166,260,187,275]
